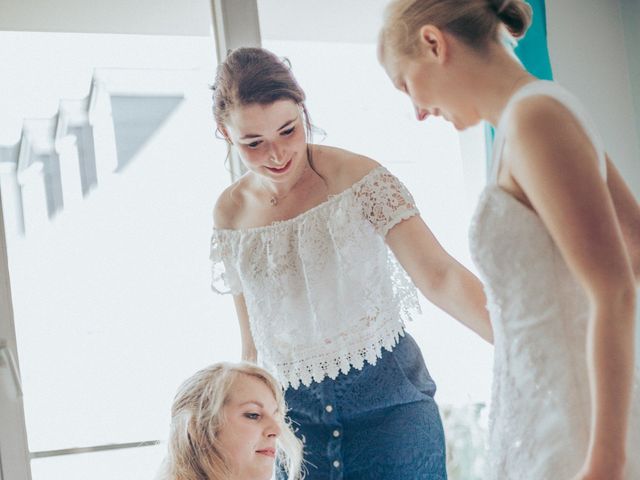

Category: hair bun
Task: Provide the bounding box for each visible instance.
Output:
[489,0,532,38]
[488,0,509,14]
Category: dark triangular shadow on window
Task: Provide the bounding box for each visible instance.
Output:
[111,95,184,172]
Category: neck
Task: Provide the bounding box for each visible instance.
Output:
[258,148,313,199]
[462,43,536,126]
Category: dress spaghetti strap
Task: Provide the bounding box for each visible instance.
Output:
[490,80,607,184]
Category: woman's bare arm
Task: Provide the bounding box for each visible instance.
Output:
[386,216,493,343]
[233,293,257,362]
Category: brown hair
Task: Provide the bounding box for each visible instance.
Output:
[155,362,304,480]
[212,47,318,170]
[379,0,533,58]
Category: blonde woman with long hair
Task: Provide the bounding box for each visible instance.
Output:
[156,362,303,480]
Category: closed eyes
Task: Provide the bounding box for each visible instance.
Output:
[244,126,295,149]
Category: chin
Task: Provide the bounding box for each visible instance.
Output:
[255,468,274,480]
[453,117,480,131]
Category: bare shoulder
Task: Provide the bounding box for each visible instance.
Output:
[507,95,592,149]
[505,95,601,175]
[213,176,249,229]
[311,144,381,192]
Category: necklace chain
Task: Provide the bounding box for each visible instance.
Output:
[265,161,312,207]
[269,193,286,206]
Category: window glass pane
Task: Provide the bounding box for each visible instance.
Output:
[0,31,237,470]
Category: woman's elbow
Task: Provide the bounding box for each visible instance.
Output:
[590,277,637,321]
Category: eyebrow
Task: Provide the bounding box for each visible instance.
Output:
[239,118,297,140]
[239,400,280,415]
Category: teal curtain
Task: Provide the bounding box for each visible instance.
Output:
[484,0,553,170]
[514,0,553,81]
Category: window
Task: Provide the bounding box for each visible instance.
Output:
[0,31,236,479]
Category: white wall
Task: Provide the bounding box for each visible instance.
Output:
[621,0,640,162]
[258,0,388,43]
[546,0,640,196]
[0,0,211,36]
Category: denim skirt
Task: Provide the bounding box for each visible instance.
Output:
[278,333,447,480]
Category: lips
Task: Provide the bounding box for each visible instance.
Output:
[256,448,276,458]
[265,158,292,174]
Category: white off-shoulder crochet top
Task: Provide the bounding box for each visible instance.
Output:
[210,166,421,388]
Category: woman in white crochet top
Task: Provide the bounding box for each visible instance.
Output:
[210,47,492,479]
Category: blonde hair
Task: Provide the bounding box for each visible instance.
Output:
[379,0,532,58]
[156,362,304,480]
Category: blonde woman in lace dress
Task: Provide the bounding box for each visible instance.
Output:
[210,47,492,479]
[378,0,640,479]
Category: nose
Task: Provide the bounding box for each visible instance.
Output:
[268,143,285,165]
[265,418,281,438]
[414,105,428,121]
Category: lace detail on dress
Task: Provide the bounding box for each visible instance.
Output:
[353,168,419,236]
[210,232,242,295]
[210,166,422,388]
[278,316,406,389]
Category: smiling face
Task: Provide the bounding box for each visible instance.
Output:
[379,26,481,131]
[223,99,308,184]
[217,373,282,480]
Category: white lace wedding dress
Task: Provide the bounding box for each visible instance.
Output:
[469,81,640,479]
